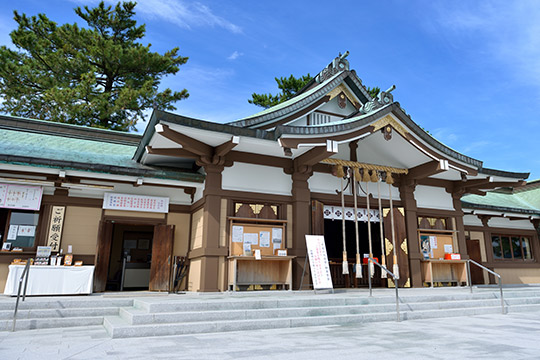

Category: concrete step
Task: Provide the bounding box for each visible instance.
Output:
[106,303,518,339]
[0,315,104,332]
[0,297,133,311]
[0,306,120,320]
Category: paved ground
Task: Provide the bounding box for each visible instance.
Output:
[1,311,540,359]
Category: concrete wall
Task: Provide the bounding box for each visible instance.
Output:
[0,263,8,294]
[168,213,191,257]
[61,206,102,255]
[190,208,204,250]
[494,268,540,284]
[222,163,292,195]
[187,258,201,291]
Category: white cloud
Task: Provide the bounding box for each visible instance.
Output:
[427,1,540,86]
[227,51,243,60]
[70,0,242,34]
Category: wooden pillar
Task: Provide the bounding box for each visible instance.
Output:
[291,169,312,289]
[198,164,225,292]
[452,193,469,259]
[398,181,423,287]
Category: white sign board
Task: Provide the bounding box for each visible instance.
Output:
[0,183,43,210]
[305,235,333,290]
[103,193,169,213]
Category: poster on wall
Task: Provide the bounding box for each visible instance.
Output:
[305,235,333,290]
[0,183,43,210]
[103,193,169,213]
[46,206,66,252]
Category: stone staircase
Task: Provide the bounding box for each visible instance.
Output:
[1,287,540,337]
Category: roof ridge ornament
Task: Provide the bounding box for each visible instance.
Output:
[315,51,350,84]
[359,85,396,114]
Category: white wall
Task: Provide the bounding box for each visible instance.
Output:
[415,185,454,210]
[222,163,292,195]
[66,182,194,205]
[463,214,484,227]
[308,172,401,200]
[488,217,535,230]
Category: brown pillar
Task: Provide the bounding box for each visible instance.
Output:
[291,169,312,289]
[398,181,423,287]
[452,193,468,259]
[198,164,225,292]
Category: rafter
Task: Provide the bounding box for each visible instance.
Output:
[155,124,213,157]
[215,136,240,157]
[406,160,448,180]
[293,140,338,168]
[145,146,199,159]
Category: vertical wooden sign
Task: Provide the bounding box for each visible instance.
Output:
[46,206,66,252]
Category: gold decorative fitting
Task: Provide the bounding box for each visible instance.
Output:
[387,278,395,288]
[383,208,390,217]
[321,158,408,174]
[404,278,411,288]
[401,239,408,254]
[385,238,393,256]
[327,84,357,104]
[371,115,409,138]
[398,207,405,217]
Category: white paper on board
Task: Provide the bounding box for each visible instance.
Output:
[273,242,281,251]
[232,225,244,243]
[7,225,18,240]
[254,249,261,260]
[272,228,282,243]
[259,231,270,247]
[243,233,258,245]
[429,236,438,249]
[444,244,453,253]
[243,243,251,252]
[17,225,35,237]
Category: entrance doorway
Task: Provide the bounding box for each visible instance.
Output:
[324,219,383,288]
[106,224,154,291]
[94,221,175,293]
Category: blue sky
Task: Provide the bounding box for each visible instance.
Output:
[0,0,539,180]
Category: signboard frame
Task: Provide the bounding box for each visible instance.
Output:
[305,235,334,291]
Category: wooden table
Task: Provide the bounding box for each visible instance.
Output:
[421,260,468,287]
[228,255,294,291]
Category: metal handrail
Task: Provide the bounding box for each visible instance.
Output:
[12,259,32,332]
[368,257,400,322]
[466,259,505,314]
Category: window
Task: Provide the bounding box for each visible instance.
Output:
[492,235,533,261]
[1,209,40,250]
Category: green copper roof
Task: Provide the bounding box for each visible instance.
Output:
[462,185,540,214]
[1,128,136,167]
[0,124,204,183]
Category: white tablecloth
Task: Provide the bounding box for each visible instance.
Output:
[3,265,95,296]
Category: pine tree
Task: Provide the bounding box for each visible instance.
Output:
[249,74,313,109]
[0,1,188,131]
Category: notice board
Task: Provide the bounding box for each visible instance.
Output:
[230,223,285,256]
[305,235,333,290]
[419,232,455,259]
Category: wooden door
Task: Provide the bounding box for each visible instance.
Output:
[94,220,114,292]
[311,200,325,235]
[466,238,484,284]
[149,224,175,291]
[383,207,410,288]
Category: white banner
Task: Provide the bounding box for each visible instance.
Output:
[323,205,379,222]
[0,183,43,210]
[103,193,169,213]
[305,235,333,290]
